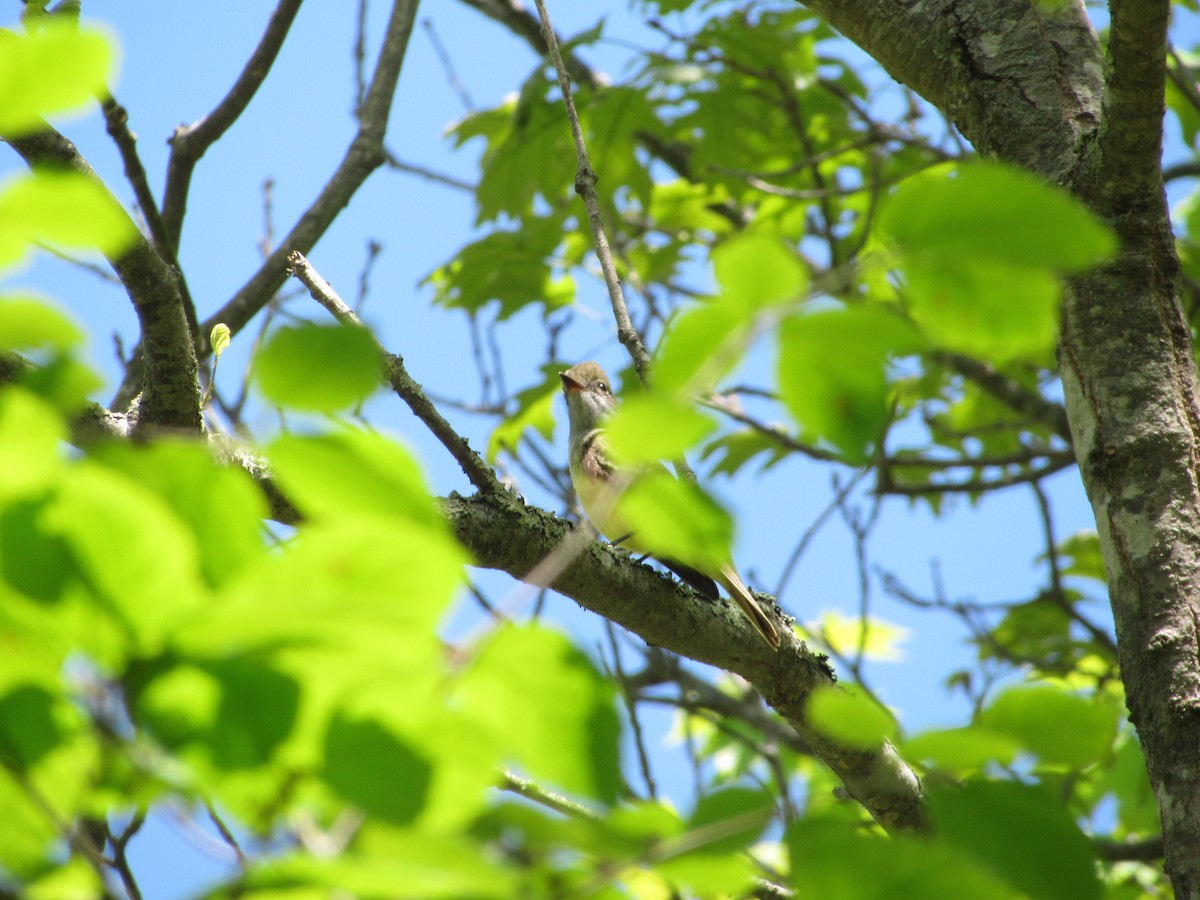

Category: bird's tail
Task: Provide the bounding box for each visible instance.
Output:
[718,565,782,650]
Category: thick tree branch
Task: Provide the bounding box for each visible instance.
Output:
[5,129,201,432]
[798,0,1101,183]
[444,491,928,834]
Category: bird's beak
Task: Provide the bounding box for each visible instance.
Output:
[560,371,583,394]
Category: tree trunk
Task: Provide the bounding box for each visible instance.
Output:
[800,0,1200,890]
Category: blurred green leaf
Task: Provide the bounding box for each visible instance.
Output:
[268,428,445,530]
[0,170,136,268]
[805,684,897,749]
[816,610,910,661]
[605,394,716,465]
[0,295,83,352]
[778,305,923,461]
[323,711,433,825]
[244,832,519,898]
[254,323,380,412]
[788,818,1013,900]
[903,726,1022,772]
[712,232,807,310]
[458,625,621,805]
[1057,530,1106,583]
[879,162,1116,271]
[928,780,1101,900]
[0,389,65,501]
[980,682,1119,767]
[93,440,266,589]
[902,258,1060,362]
[0,23,115,137]
[42,461,208,653]
[616,471,734,569]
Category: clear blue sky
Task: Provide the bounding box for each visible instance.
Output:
[6,3,1196,896]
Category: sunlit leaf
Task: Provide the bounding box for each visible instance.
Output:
[903,726,1022,772]
[0,170,137,268]
[805,684,897,749]
[815,610,910,661]
[268,428,446,530]
[458,625,621,804]
[616,472,734,569]
[712,232,807,310]
[879,162,1116,271]
[489,369,559,462]
[0,23,116,137]
[254,323,380,412]
[980,682,1119,767]
[0,295,83,352]
[778,305,923,461]
[605,394,716,465]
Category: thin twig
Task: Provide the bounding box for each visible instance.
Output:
[499,769,601,819]
[287,251,502,495]
[531,0,651,378]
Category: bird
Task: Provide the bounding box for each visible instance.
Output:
[560,361,781,650]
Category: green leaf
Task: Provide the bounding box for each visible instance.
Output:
[0,170,137,268]
[805,684,897,749]
[92,440,267,589]
[903,726,1022,772]
[980,682,1119,767]
[879,161,1117,271]
[254,323,380,412]
[0,684,63,770]
[902,258,1060,362]
[685,787,774,856]
[185,517,464,672]
[615,471,734,569]
[928,781,1101,900]
[0,23,116,137]
[131,656,300,770]
[323,711,433,825]
[605,394,716,465]
[426,219,573,320]
[778,305,923,461]
[787,818,1014,900]
[41,461,208,653]
[0,389,66,501]
[244,834,519,898]
[268,428,446,530]
[1057,530,1106,583]
[458,625,622,804]
[0,295,83,352]
[653,300,748,395]
[815,610,910,661]
[712,232,808,310]
[210,322,231,358]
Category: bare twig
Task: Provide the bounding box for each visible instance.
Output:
[530,0,651,378]
[287,251,502,495]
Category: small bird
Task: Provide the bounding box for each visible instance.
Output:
[560,361,781,650]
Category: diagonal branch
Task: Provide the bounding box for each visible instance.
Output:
[196,0,419,354]
[444,490,928,834]
[161,0,305,249]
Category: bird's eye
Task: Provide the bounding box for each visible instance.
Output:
[597,381,610,394]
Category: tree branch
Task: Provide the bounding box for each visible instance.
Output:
[161,0,305,248]
[443,491,928,834]
[5,128,202,431]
